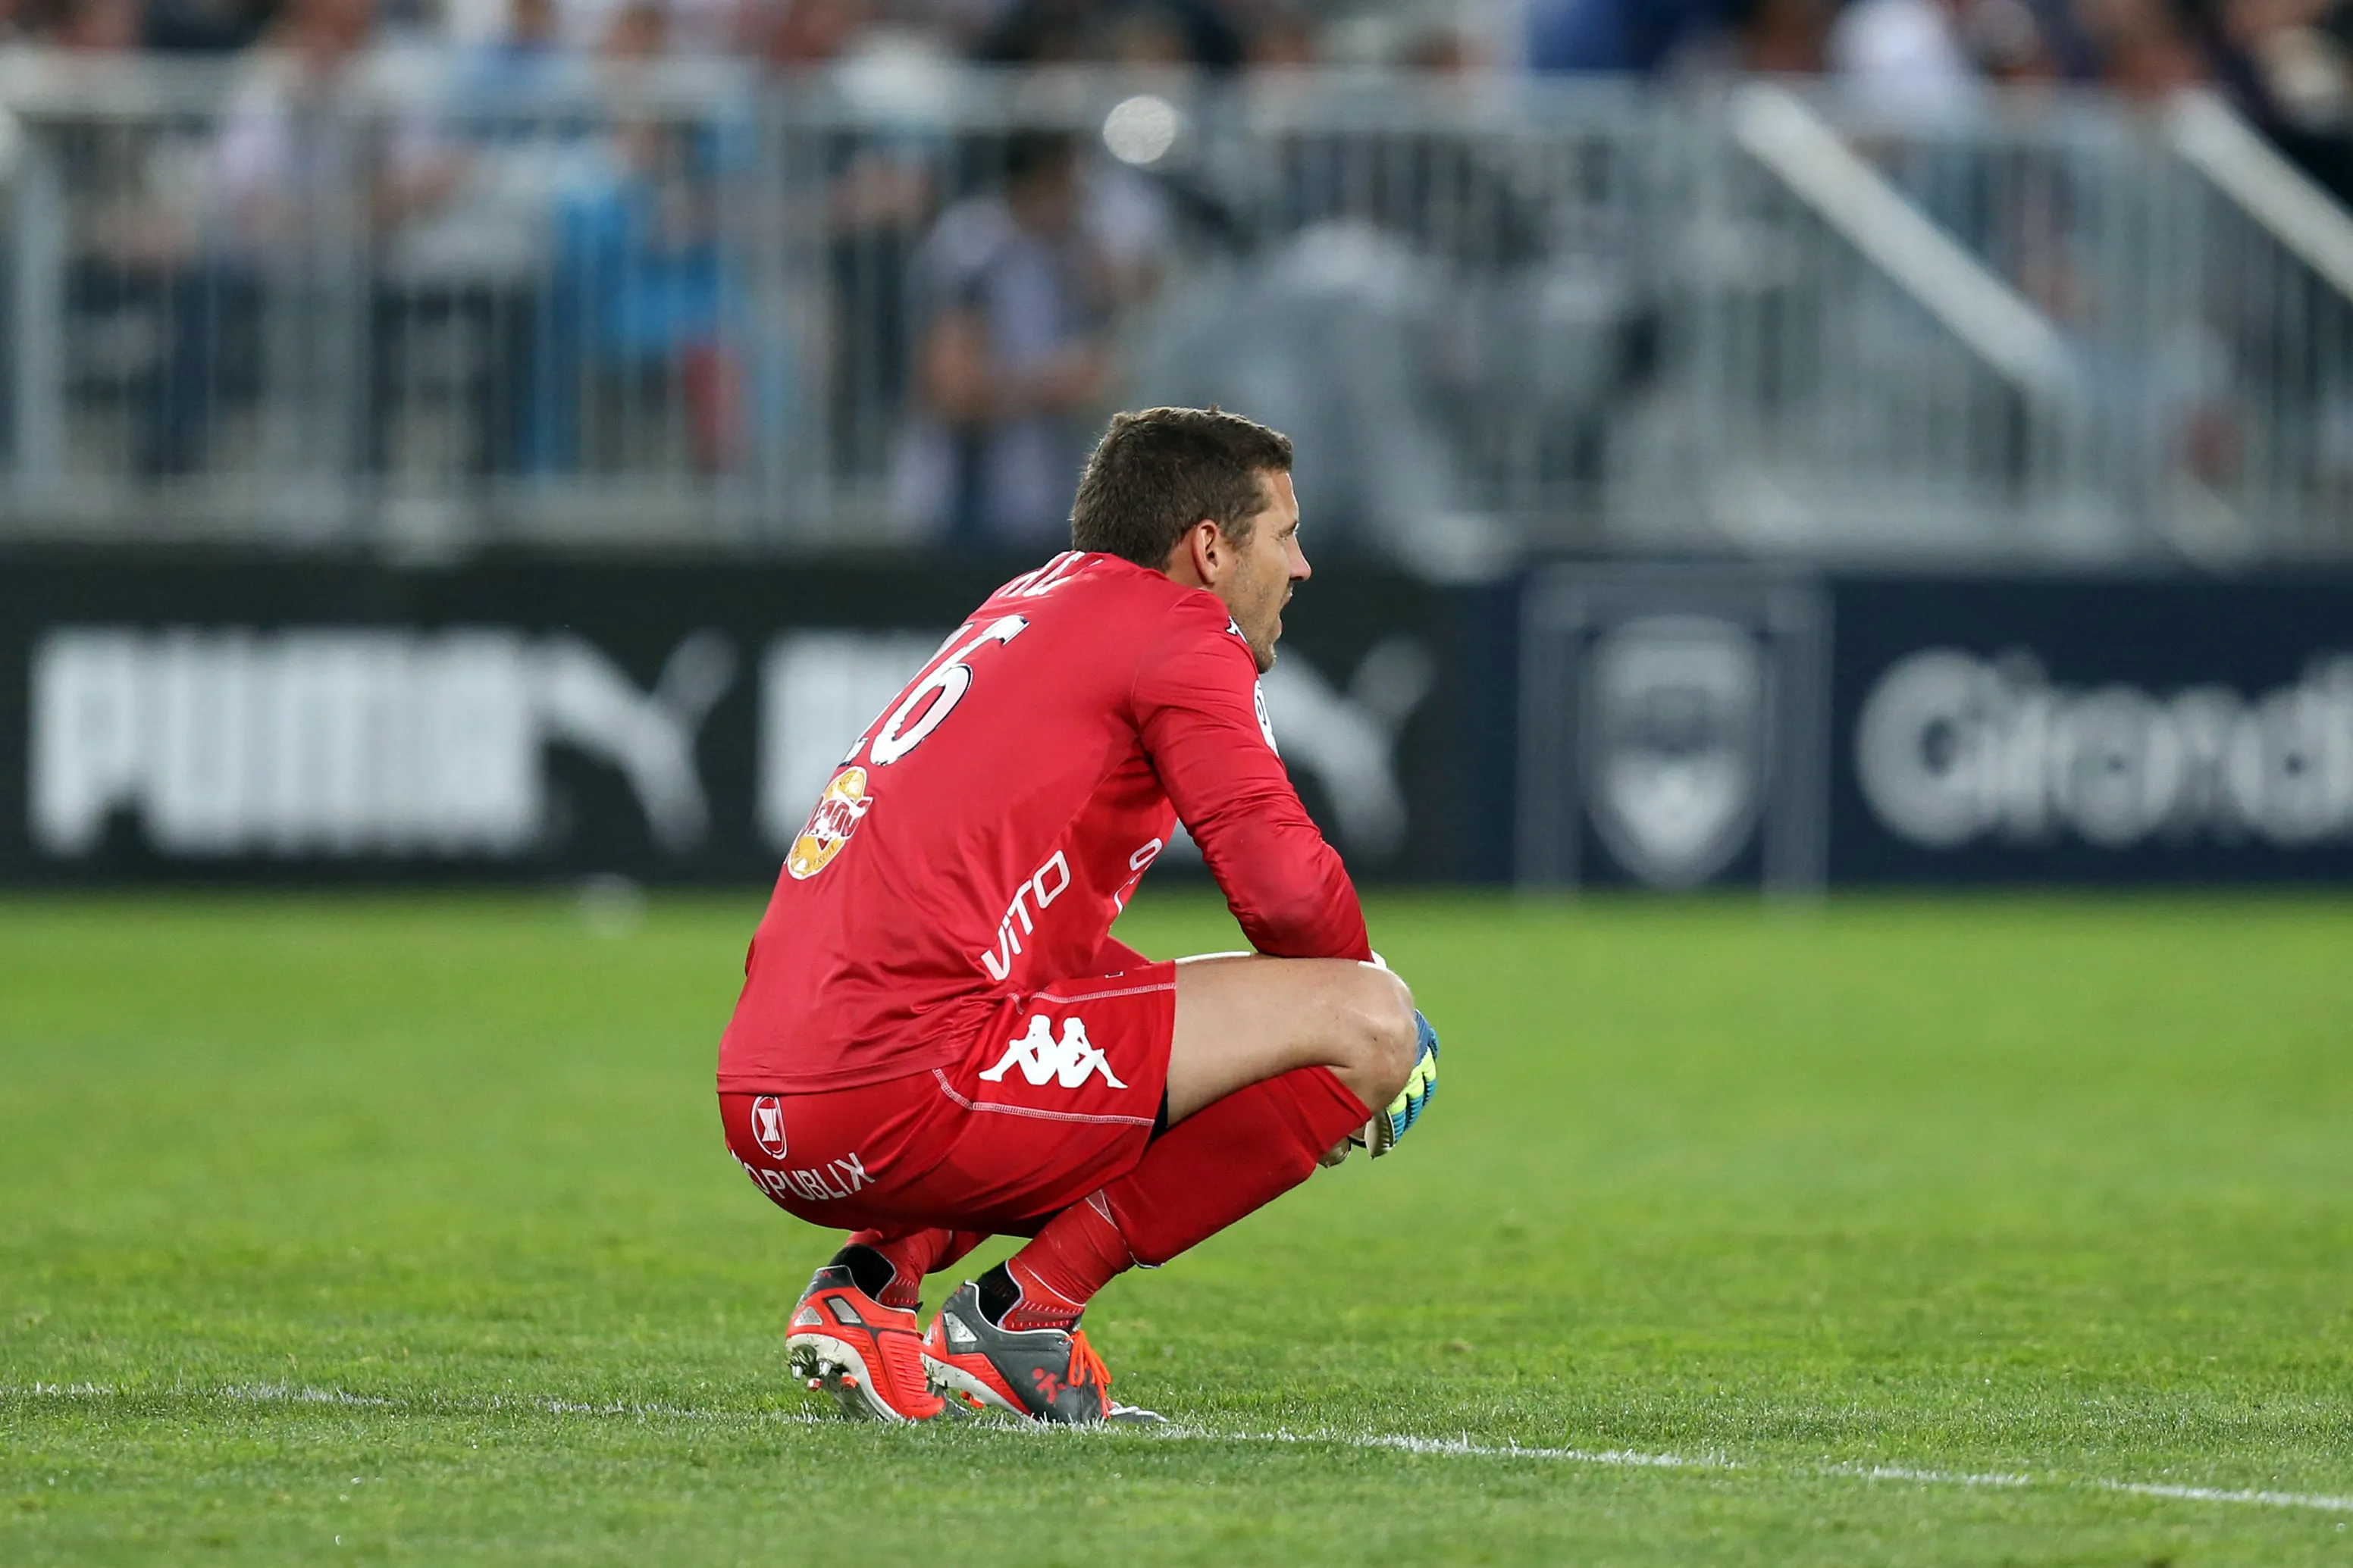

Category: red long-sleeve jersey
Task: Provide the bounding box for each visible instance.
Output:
[717,550,1371,1094]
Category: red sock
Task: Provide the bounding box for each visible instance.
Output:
[999,1194,1131,1329]
[1001,1066,1368,1323]
[1104,1066,1367,1264]
[846,1227,987,1310]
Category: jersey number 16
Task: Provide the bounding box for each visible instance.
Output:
[861,615,1029,768]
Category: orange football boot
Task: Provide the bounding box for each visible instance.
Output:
[786,1263,946,1422]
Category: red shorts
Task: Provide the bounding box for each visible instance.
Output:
[719,962,1176,1235]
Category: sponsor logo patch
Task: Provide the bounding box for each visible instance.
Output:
[976,850,1072,981]
[749,1095,788,1160]
[787,766,873,880]
[735,1149,871,1203]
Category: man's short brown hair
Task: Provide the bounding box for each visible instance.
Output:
[1069,407,1293,568]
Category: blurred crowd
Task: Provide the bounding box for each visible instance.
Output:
[11,0,2353,554]
[1535,0,2353,133]
[10,0,2353,135]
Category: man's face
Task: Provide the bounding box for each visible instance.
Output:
[1223,471,1309,674]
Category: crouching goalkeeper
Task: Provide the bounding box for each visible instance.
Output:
[716,406,1440,1425]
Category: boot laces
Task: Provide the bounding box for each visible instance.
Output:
[1064,1329,1113,1407]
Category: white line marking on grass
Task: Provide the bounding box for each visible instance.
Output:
[1237,1429,1734,1471]
[11,1382,2351,1516]
[1815,1457,2353,1513]
[1823,1459,2031,1488]
[220,1382,394,1407]
[1189,1429,2353,1516]
[2098,1479,2353,1513]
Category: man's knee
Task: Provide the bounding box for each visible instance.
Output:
[1339,966,1418,1107]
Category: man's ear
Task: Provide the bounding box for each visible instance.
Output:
[1187,519,1225,584]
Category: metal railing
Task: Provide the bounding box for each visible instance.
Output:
[1,52,2349,567]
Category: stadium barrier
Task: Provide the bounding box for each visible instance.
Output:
[5,56,2353,567]
[9,549,2353,888]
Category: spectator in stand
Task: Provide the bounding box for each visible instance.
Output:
[469,0,588,89]
[1829,0,2058,104]
[747,0,942,479]
[160,0,384,487]
[1244,5,1318,67]
[373,0,593,477]
[1831,0,1979,106]
[747,0,862,63]
[973,0,1088,61]
[2210,0,2353,227]
[1744,0,1830,69]
[2075,0,2210,95]
[146,0,279,50]
[1970,0,2059,80]
[2213,0,2353,127]
[556,0,741,58]
[53,0,140,47]
[1527,0,1734,73]
[893,129,1131,546]
[976,0,1245,69]
[547,0,750,472]
[1527,0,1826,75]
[214,0,381,255]
[52,0,204,480]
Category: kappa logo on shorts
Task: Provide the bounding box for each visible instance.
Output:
[787,766,873,881]
[978,1014,1128,1091]
[749,1095,789,1160]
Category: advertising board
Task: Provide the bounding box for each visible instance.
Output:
[0,549,1502,885]
[1831,574,2353,884]
[1520,565,2353,887]
[17,550,2348,888]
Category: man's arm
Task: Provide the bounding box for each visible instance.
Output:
[1131,597,1373,962]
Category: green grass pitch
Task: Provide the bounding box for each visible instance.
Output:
[4,889,2351,1564]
